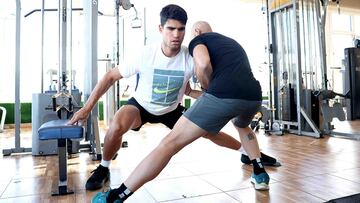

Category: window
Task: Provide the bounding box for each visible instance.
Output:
[331,13,352,32]
[326,8,360,93]
[327,10,360,68]
[355,15,360,36]
[330,34,354,67]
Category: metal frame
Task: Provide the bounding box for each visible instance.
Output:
[41,0,45,93]
[3,0,101,156]
[330,131,360,141]
[3,0,136,156]
[59,0,67,91]
[99,58,115,127]
[267,0,327,138]
[0,106,6,133]
[3,0,32,155]
[267,0,360,139]
[116,0,121,110]
[83,0,102,160]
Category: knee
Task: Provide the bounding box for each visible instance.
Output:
[106,123,127,141]
[158,135,181,155]
[202,133,211,140]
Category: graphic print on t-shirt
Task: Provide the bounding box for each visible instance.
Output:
[152,69,184,106]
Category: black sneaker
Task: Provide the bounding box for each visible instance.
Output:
[86,165,110,190]
[241,152,281,167]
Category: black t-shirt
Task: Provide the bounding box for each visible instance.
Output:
[189,32,262,101]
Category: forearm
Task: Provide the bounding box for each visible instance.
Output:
[195,66,212,90]
[192,44,213,90]
[186,89,203,99]
[83,69,121,112]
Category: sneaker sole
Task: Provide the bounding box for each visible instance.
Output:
[251,177,269,190]
[242,161,281,167]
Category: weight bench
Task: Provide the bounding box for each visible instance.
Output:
[38,119,83,196]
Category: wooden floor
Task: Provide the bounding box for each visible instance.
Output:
[1,122,360,203]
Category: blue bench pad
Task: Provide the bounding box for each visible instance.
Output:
[38,119,83,140]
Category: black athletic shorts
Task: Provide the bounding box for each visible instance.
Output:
[126,97,186,131]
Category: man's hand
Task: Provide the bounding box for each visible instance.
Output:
[185,82,192,96]
[68,108,89,125]
[184,82,203,99]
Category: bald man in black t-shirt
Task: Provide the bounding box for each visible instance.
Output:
[186,21,269,190]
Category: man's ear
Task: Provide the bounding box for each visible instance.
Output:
[158,24,163,33]
[195,28,201,36]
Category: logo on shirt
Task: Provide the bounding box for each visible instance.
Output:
[153,87,180,94]
[151,69,184,106]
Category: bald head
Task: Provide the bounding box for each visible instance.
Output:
[191,21,213,39]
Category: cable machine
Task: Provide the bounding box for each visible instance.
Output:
[266,0,337,138]
[3,0,136,156]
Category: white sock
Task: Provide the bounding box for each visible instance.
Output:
[256,158,263,168]
[100,160,111,168]
[238,146,248,155]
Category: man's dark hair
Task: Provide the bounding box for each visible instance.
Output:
[160,4,187,26]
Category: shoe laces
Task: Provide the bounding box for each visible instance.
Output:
[90,165,109,179]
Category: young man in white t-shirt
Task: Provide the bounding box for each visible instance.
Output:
[69,4,279,200]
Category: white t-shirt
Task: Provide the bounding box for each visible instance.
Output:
[119,44,194,115]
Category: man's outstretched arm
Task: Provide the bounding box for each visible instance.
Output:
[68,68,122,125]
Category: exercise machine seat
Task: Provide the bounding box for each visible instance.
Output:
[38,119,83,140]
[38,119,83,196]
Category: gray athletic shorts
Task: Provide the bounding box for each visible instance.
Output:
[183,93,262,134]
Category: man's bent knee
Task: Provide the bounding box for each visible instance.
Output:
[202,133,212,140]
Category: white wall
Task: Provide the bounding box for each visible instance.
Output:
[0,2,16,103]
